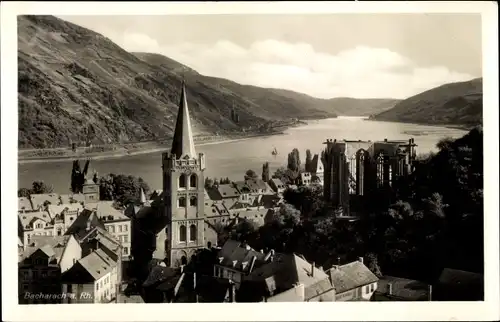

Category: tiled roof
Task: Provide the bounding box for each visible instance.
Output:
[18,197,33,211]
[78,248,116,280]
[30,193,61,209]
[375,276,430,301]
[216,184,240,198]
[328,261,379,294]
[217,240,267,274]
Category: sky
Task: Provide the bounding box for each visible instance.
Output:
[58,14,482,99]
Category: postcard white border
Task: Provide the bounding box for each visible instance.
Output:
[2,1,498,321]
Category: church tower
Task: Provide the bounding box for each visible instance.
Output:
[162,81,207,268]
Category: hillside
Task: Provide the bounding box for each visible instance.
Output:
[371,78,483,127]
[18,15,397,149]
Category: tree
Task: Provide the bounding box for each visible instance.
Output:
[305,149,312,172]
[262,162,270,182]
[366,253,383,277]
[244,169,258,180]
[205,177,214,188]
[99,174,150,206]
[18,188,31,198]
[287,148,301,172]
[31,181,54,194]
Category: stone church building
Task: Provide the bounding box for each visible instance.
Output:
[322,138,417,217]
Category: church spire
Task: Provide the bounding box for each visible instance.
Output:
[171,80,196,159]
[139,187,146,204]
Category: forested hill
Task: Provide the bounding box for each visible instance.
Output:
[370,78,483,127]
[19,15,400,149]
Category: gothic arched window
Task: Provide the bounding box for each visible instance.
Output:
[179,175,186,189]
[376,152,385,188]
[356,150,367,196]
[189,224,197,241]
[179,225,187,242]
[189,174,197,189]
[178,197,186,208]
[349,154,357,195]
[189,196,197,207]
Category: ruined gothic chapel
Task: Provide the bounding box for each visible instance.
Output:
[161,81,210,268]
[322,138,417,216]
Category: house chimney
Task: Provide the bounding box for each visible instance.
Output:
[387,283,393,295]
[384,138,388,142]
[428,285,432,301]
[337,257,341,266]
[311,261,315,277]
[249,256,257,273]
[358,257,364,264]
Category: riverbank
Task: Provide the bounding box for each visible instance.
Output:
[364,118,474,131]
[18,131,286,165]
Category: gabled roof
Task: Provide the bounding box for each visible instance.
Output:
[18,210,52,229]
[20,236,69,264]
[217,240,267,274]
[76,248,116,280]
[170,80,196,159]
[328,260,379,294]
[244,253,333,301]
[86,200,129,222]
[64,209,106,241]
[47,203,83,219]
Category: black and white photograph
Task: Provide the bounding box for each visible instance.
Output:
[1,1,499,321]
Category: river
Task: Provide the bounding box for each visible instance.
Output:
[18,118,468,193]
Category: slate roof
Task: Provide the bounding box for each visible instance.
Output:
[374,276,430,301]
[328,261,379,294]
[216,184,240,198]
[64,209,106,241]
[217,240,267,274]
[269,178,286,191]
[243,253,334,301]
[143,265,181,288]
[245,179,270,192]
[438,268,483,287]
[233,181,251,194]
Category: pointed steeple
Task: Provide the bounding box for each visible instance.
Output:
[140,188,146,204]
[171,80,196,159]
